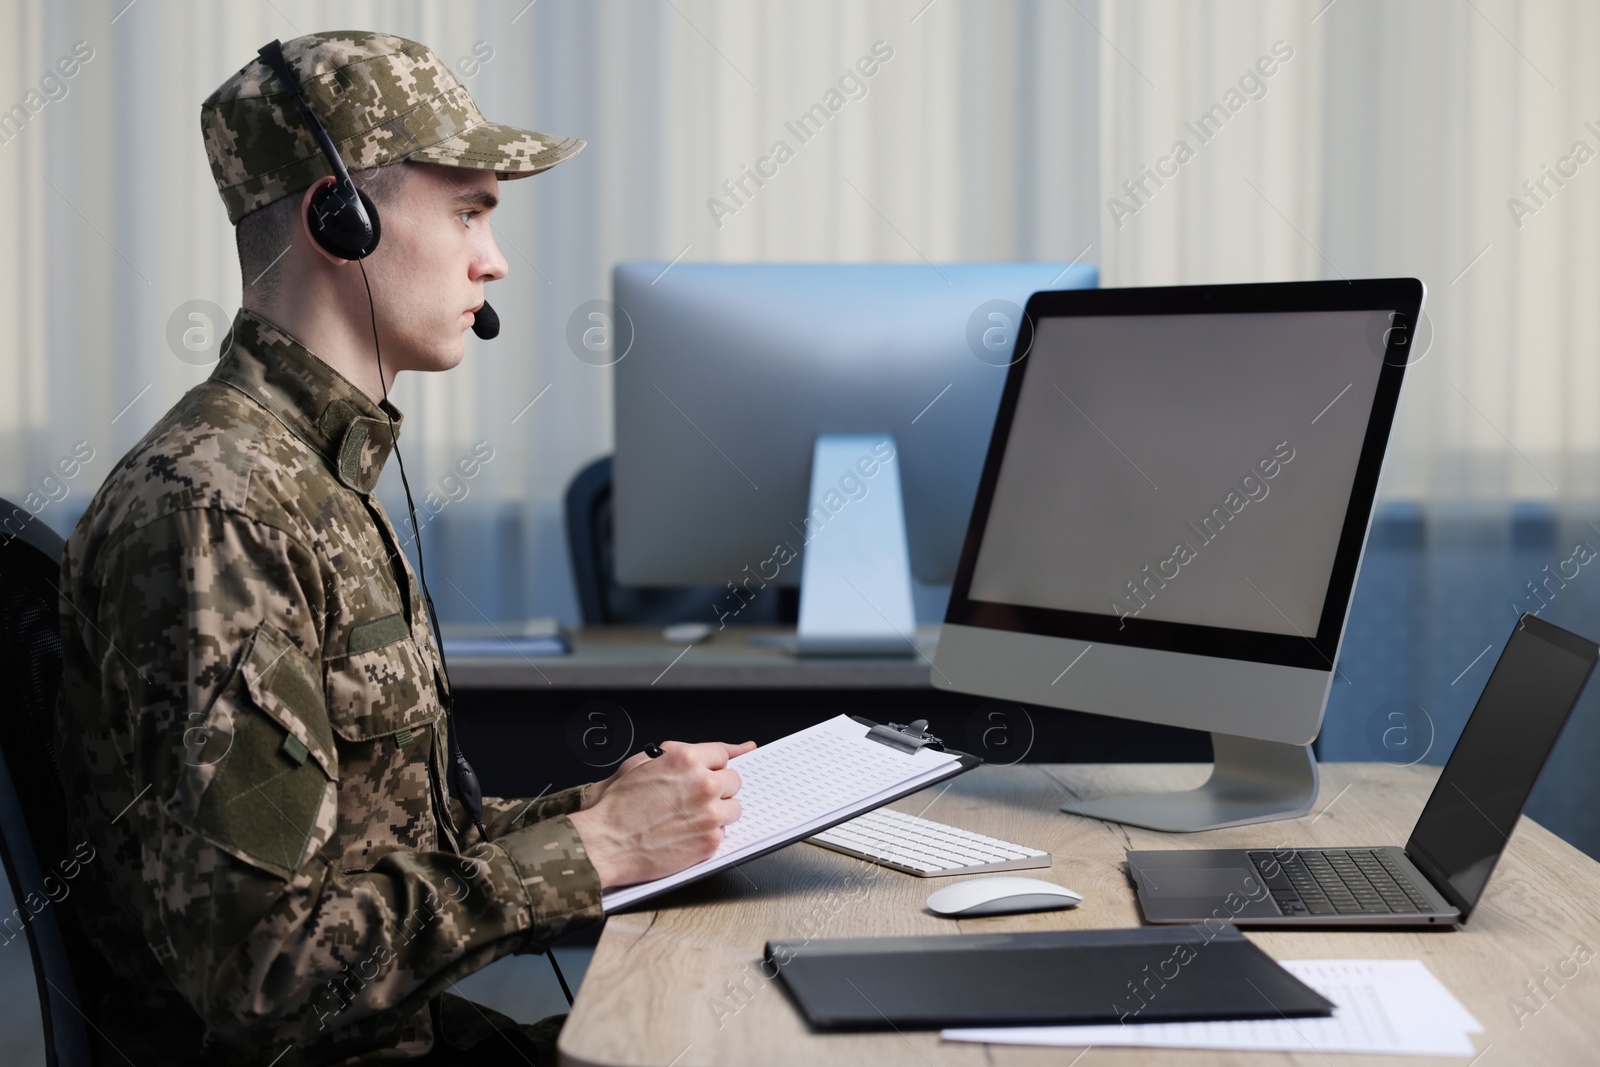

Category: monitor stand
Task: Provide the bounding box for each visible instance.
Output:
[791,433,918,658]
[1060,733,1319,831]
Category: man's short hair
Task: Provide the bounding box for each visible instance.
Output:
[236,162,413,302]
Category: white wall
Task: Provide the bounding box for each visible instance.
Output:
[2,0,1597,622]
[1101,0,1600,503]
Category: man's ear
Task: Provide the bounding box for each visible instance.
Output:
[298,178,355,267]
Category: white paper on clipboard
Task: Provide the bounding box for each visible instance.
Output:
[601,715,964,912]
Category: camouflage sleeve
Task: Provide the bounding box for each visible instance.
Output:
[84,509,602,1048]
[461,784,591,839]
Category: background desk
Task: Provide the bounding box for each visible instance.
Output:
[451,626,1211,798]
[559,761,1600,1066]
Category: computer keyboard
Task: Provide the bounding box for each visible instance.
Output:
[1249,848,1436,916]
[808,806,1051,877]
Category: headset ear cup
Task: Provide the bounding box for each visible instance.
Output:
[355,187,382,254]
[307,182,382,260]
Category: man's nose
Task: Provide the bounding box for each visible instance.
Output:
[475,233,509,283]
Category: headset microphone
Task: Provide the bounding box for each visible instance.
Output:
[471,300,500,340]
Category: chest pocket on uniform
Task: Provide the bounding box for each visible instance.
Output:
[167,620,338,880]
[324,613,444,741]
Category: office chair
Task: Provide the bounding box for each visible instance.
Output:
[564,456,796,626]
[0,501,96,1066]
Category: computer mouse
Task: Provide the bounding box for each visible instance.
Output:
[662,621,715,645]
[926,876,1083,917]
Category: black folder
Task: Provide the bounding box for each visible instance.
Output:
[767,924,1333,1031]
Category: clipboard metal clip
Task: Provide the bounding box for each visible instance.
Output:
[866,718,945,754]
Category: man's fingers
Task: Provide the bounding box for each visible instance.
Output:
[676,741,731,769]
[715,797,744,826]
[699,739,757,768]
[660,740,757,768]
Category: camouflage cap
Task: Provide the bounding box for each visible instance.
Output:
[202,30,585,225]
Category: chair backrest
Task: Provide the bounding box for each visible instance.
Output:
[564,456,616,625]
[563,456,796,626]
[0,501,93,1065]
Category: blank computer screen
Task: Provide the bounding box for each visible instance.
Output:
[967,310,1392,636]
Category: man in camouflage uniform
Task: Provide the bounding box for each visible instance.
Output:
[56,31,751,1065]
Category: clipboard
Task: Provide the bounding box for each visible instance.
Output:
[601,714,982,912]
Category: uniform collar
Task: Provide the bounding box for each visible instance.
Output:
[213,309,403,494]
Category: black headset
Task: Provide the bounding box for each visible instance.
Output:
[257,40,381,261]
[253,40,499,850]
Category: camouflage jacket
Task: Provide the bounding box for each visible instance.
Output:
[55,309,602,1065]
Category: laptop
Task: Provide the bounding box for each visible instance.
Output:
[1126,612,1597,926]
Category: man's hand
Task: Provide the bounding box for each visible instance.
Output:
[578,750,653,811]
[569,740,756,889]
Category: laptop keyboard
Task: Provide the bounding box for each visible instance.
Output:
[1248,849,1436,916]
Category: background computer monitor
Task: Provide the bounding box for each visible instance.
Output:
[935,279,1424,830]
[612,262,1098,623]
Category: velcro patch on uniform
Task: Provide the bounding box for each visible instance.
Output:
[280,734,309,765]
[191,698,329,877]
[394,728,414,748]
[338,421,370,486]
[244,626,338,779]
[318,398,361,439]
[348,613,409,654]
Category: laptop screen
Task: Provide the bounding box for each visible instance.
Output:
[1406,614,1597,919]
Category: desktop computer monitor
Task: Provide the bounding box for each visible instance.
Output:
[934,279,1424,830]
[612,262,1097,651]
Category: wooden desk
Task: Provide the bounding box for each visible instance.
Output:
[559,762,1600,1066]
